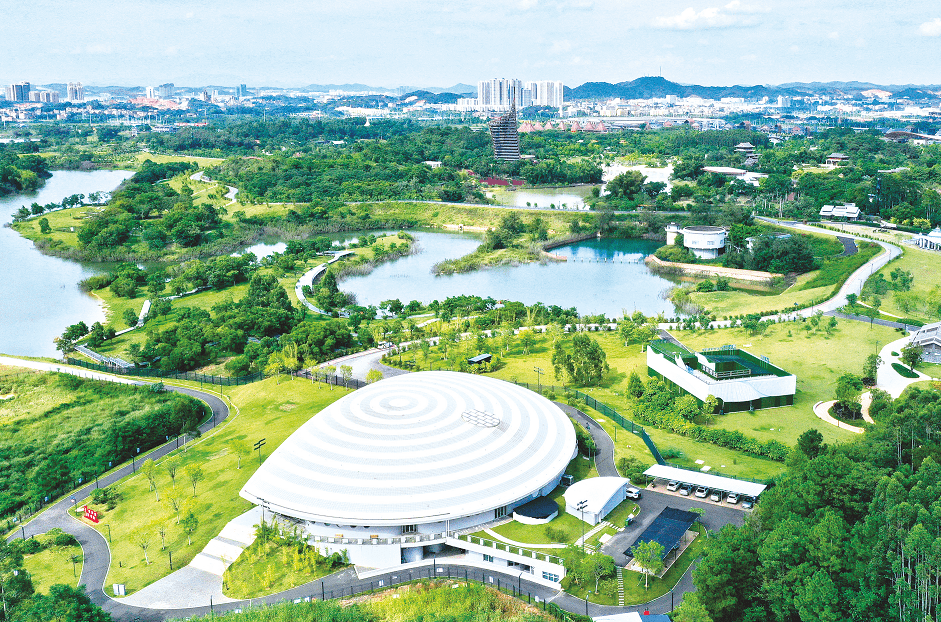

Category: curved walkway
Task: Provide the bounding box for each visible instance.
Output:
[877,335,936,398]
[295,251,355,316]
[813,400,865,434]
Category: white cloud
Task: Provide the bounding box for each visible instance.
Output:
[919,17,941,36]
[185,11,194,18]
[550,40,573,53]
[789,45,799,52]
[652,3,761,29]
[85,44,113,54]
[828,31,839,39]
[518,0,538,9]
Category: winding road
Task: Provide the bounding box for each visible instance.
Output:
[2,356,720,620]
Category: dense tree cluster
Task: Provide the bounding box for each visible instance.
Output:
[0,147,50,197]
[693,385,941,622]
[75,159,226,252]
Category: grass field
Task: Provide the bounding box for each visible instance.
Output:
[391,317,898,479]
[866,246,941,322]
[689,242,883,317]
[68,376,351,596]
[22,537,84,593]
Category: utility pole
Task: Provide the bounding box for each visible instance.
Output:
[576,500,588,552]
[533,367,544,394]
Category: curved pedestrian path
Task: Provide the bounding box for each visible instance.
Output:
[813,400,865,434]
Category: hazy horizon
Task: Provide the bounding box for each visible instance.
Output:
[5,0,941,89]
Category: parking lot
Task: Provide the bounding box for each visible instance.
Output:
[646,478,755,511]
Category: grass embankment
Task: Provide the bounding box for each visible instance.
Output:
[866,245,941,323]
[0,370,205,530]
[222,520,348,598]
[178,581,556,622]
[689,241,882,317]
[69,376,351,596]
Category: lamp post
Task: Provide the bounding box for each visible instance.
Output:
[576,500,588,552]
[533,367,544,394]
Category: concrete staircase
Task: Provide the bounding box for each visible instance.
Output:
[189,506,261,575]
[617,567,625,606]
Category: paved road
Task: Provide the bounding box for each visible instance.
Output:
[2,356,722,620]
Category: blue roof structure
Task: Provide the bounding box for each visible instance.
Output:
[626,506,699,559]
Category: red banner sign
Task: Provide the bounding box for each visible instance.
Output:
[83,505,99,523]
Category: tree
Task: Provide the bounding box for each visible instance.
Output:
[672,592,715,622]
[140,459,159,501]
[845,293,858,310]
[834,373,863,419]
[366,369,383,384]
[588,551,615,592]
[185,464,204,497]
[15,584,111,622]
[164,460,179,487]
[133,528,152,565]
[230,439,250,469]
[38,217,51,234]
[900,342,923,372]
[519,329,535,355]
[797,428,827,459]
[606,170,646,201]
[122,307,139,328]
[631,540,665,589]
[165,493,184,523]
[862,353,882,384]
[181,511,199,546]
[627,371,645,398]
[323,364,337,389]
[339,364,353,387]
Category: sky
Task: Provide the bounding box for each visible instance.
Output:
[3,0,941,90]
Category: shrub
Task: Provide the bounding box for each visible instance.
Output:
[892,362,919,378]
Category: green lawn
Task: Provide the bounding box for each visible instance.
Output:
[868,246,941,322]
[676,320,898,447]
[68,376,351,596]
[916,362,941,378]
[222,534,346,598]
[22,541,83,593]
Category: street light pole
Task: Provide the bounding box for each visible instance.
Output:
[533,367,544,394]
[576,500,588,552]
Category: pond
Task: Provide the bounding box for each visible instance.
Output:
[487,186,595,209]
[338,231,679,318]
[0,170,134,358]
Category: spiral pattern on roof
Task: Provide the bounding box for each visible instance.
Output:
[240,371,576,526]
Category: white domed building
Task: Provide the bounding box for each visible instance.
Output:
[665,224,727,259]
[240,371,576,578]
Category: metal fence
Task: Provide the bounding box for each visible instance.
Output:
[216,566,591,622]
[65,358,264,386]
[512,381,665,465]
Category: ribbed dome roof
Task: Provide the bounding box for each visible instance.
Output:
[240,371,576,526]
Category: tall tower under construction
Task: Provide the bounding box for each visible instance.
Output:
[488,92,521,161]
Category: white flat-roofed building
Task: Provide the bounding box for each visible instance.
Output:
[647,340,796,413]
[240,371,576,577]
[820,203,860,220]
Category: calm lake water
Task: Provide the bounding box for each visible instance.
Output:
[0,170,133,358]
[339,231,679,318]
[1,173,679,358]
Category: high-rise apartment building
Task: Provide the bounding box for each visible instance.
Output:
[67,82,84,102]
[5,82,30,102]
[237,84,249,98]
[157,83,175,98]
[526,81,564,108]
[30,91,59,103]
[478,78,562,109]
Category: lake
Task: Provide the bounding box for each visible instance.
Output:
[0,170,134,358]
[339,231,679,318]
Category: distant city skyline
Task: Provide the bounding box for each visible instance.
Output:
[3,1,941,88]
